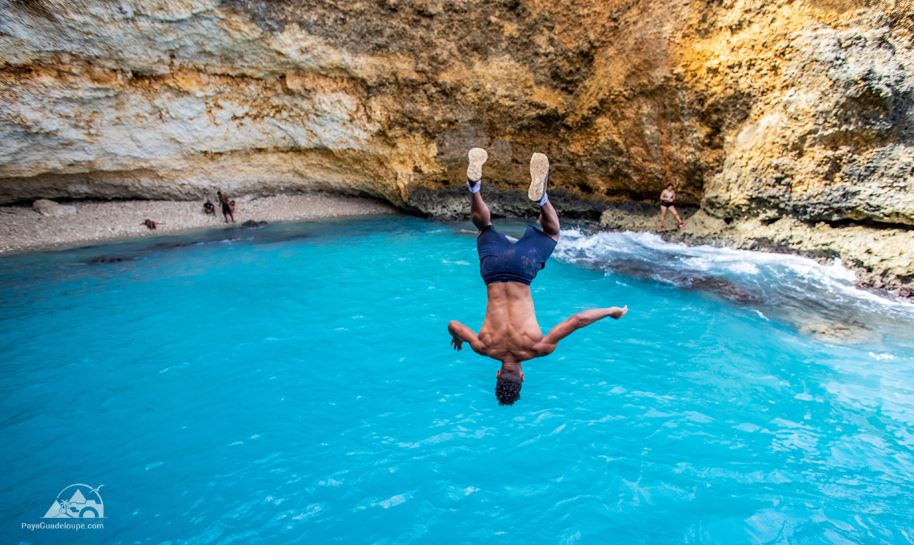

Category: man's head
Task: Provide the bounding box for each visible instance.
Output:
[495,366,524,405]
[666,183,674,189]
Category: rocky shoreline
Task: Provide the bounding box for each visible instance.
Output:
[598,205,914,299]
[0,189,911,300]
[0,193,398,255]
[408,186,914,299]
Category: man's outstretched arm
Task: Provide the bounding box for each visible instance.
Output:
[536,306,628,355]
[448,320,486,353]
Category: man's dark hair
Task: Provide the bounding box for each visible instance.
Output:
[495,377,522,405]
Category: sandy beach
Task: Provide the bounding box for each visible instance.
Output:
[0,193,399,254]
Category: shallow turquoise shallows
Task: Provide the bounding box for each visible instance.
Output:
[2,217,914,545]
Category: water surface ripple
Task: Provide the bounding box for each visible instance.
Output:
[0,217,912,544]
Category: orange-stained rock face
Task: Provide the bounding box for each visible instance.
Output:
[0,0,911,229]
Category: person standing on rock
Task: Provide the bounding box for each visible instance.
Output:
[217,191,235,224]
[447,148,628,405]
[659,183,685,230]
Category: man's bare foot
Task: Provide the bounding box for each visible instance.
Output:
[610,306,628,319]
[467,147,488,184]
[678,221,685,230]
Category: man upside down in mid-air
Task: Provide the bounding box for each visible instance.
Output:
[448,148,628,406]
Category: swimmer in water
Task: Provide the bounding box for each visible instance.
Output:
[659,183,685,230]
[447,148,628,405]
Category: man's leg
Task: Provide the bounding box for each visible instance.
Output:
[471,192,491,231]
[538,200,560,240]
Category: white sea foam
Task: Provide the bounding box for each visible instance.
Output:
[727,262,760,275]
[373,493,410,509]
[869,352,897,361]
[554,228,914,337]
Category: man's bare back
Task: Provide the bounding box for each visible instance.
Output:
[476,282,546,362]
[447,149,627,405]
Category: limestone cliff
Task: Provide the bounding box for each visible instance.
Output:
[0,1,912,291]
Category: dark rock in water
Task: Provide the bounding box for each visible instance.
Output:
[598,257,761,304]
[602,258,657,279]
[798,318,876,344]
[240,220,268,229]
[686,276,762,305]
[86,255,133,264]
[149,241,195,251]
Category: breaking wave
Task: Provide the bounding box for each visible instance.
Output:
[555,228,914,344]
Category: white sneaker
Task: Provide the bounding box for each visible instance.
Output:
[467,147,488,184]
[528,153,549,202]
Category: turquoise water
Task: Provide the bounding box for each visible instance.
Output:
[2,216,914,544]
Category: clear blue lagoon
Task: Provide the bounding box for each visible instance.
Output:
[1,216,913,544]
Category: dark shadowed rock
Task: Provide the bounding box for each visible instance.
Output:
[85,255,133,264]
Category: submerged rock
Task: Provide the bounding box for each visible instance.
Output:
[85,255,133,264]
[686,277,762,306]
[588,254,762,305]
[798,319,877,345]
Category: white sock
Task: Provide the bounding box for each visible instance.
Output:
[468,180,481,193]
[538,193,549,206]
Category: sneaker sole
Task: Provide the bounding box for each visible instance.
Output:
[528,153,549,201]
[467,148,488,182]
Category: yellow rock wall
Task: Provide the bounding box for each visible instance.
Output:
[0,0,912,227]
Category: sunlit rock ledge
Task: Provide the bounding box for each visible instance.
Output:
[0,0,911,292]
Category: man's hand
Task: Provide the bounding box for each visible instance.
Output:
[609,305,628,319]
[448,320,483,354]
[450,335,464,350]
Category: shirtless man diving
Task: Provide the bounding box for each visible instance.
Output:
[447,148,628,405]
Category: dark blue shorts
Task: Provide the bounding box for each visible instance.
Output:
[477,225,557,285]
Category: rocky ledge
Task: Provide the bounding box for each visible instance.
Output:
[599,204,914,298]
